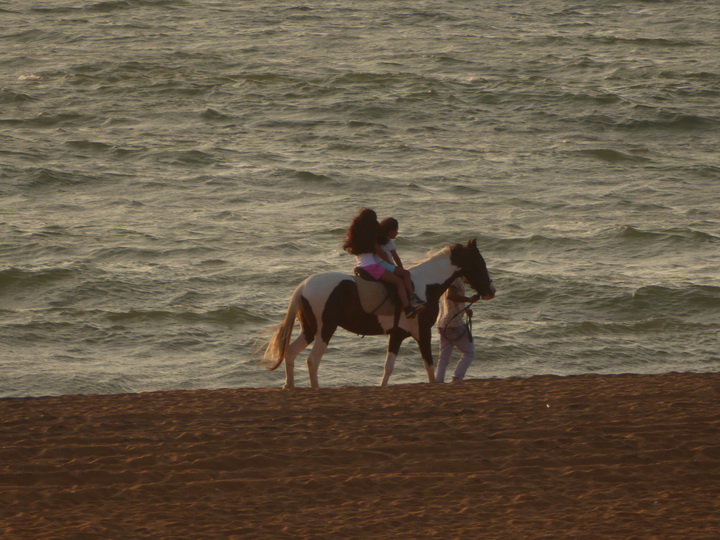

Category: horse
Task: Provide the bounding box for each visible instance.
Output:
[263,239,495,388]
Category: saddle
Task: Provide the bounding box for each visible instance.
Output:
[353,267,397,316]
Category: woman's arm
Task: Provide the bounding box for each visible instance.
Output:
[390,249,403,268]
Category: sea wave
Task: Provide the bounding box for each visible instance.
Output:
[615,226,720,244]
[632,284,720,313]
[583,35,707,48]
[557,317,716,337]
[620,114,719,131]
[1,112,91,128]
[0,267,76,288]
[0,89,37,103]
[83,0,185,13]
[104,306,265,325]
[563,148,651,163]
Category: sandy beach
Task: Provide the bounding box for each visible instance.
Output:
[1,372,719,539]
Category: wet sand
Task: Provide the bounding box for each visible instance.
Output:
[2,372,719,538]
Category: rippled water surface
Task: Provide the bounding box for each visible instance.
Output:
[1,0,719,397]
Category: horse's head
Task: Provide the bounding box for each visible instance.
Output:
[450,239,495,300]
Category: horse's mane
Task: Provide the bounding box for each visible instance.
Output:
[425,245,453,258]
[405,245,453,270]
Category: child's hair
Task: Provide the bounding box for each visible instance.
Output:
[378,217,399,246]
[343,208,379,255]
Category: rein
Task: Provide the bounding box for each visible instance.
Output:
[441,297,477,341]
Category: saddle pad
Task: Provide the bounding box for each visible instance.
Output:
[354,276,396,315]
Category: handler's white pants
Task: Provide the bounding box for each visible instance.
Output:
[436,325,475,383]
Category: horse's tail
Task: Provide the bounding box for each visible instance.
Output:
[263,283,304,371]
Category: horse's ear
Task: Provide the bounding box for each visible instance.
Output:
[469,238,477,249]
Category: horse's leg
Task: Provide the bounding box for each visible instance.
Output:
[306,319,336,390]
[381,329,409,387]
[423,358,436,383]
[417,319,436,383]
[306,337,330,389]
[283,334,310,389]
[381,351,397,387]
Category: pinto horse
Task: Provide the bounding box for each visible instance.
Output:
[263,239,495,388]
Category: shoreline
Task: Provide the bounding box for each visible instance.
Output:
[2,372,719,538]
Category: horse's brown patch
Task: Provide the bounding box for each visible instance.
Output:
[321,280,385,342]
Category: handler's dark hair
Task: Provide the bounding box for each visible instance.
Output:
[343,208,379,255]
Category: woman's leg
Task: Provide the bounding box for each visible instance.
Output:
[394,267,415,298]
[379,270,409,308]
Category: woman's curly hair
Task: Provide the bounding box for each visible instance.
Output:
[343,208,379,255]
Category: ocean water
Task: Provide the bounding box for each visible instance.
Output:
[1,0,718,397]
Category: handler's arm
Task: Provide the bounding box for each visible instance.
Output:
[446,292,479,303]
[447,282,481,304]
[445,282,479,304]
